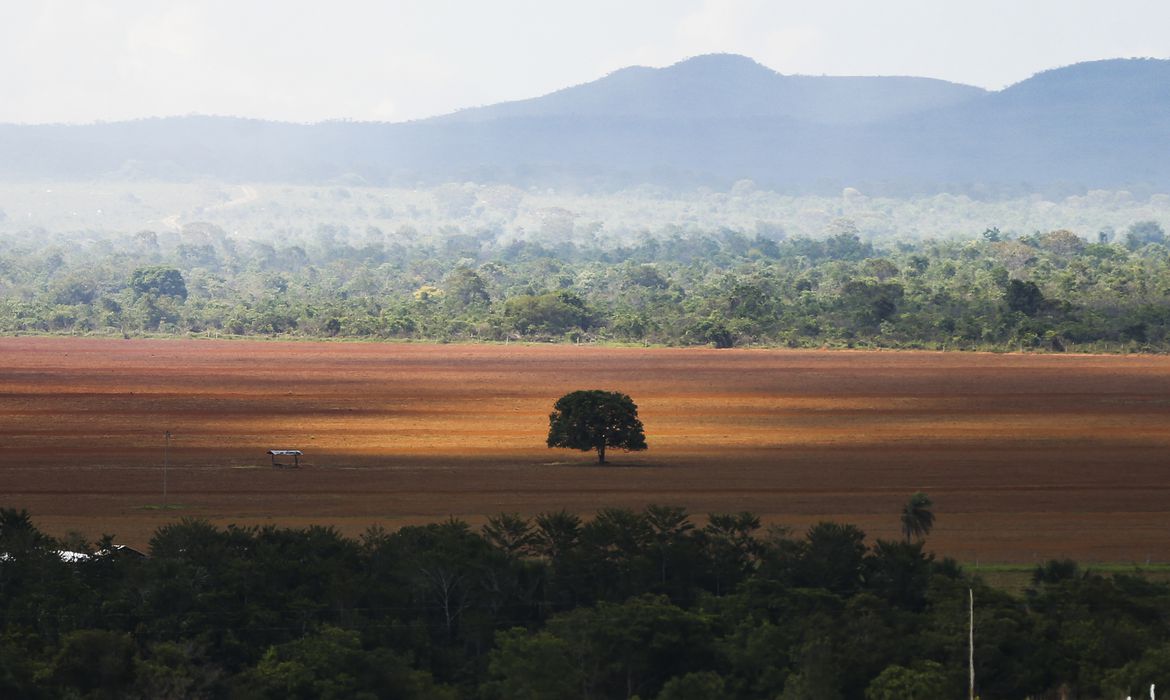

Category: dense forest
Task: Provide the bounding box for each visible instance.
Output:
[2,212,1170,352]
[1,506,1166,699]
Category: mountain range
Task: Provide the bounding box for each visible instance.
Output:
[2,54,1168,194]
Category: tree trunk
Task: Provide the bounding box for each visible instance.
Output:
[597,443,606,464]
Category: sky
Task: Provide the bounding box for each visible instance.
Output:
[1,0,1167,125]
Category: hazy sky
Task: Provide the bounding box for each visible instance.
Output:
[2,0,1167,124]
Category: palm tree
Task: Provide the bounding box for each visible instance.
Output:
[533,510,582,561]
[481,512,536,557]
[901,492,935,542]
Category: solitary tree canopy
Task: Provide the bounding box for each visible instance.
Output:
[547,390,647,464]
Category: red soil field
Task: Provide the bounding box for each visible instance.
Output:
[2,336,1169,563]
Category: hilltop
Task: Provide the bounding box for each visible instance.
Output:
[436,53,986,125]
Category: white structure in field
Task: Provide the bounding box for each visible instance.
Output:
[267,450,303,468]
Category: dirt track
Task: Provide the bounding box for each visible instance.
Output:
[2,336,1169,563]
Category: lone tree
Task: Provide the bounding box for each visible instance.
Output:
[547,390,647,464]
[900,492,935,542]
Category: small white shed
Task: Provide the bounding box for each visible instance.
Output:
[267,450,303,468]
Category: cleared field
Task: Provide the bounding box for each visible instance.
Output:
[2,336,1169,563]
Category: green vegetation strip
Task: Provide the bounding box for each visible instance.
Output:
[4,215,1170,353]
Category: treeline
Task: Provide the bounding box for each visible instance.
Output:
[2,220,1170,351]
[1,506,1168,698]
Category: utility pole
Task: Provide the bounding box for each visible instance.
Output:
[164,430,172,509]
[969,588,975,700]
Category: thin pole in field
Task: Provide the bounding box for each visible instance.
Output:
[969,588,975,700]
[164,431,171,509]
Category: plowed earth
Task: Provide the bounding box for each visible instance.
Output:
[2,337,1169,563]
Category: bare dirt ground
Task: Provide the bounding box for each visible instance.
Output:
[2,336,1169,563]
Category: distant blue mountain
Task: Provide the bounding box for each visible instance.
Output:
[0,55,1167,194]
[436,53,986,125]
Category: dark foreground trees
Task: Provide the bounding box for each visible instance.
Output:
[3,506,1170,698]
[547,390,647,464]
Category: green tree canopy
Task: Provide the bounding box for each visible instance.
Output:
[443,266,490,309]
[1124,220,1166,250]
[129,266,188,300]
[547,390,647,464]
[1005,279,1044,316]
[864,661,953,700]
[505,291,593,336]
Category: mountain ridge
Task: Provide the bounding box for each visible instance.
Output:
[0,54,1167,194]
[432,53,987,126]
